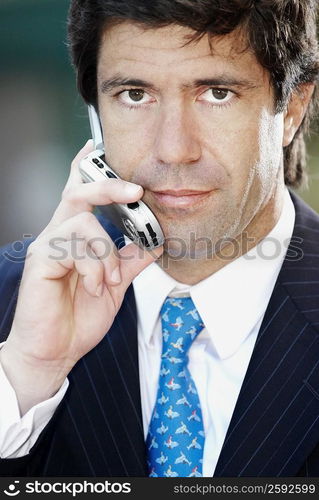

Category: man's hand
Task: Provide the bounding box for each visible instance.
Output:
[0,140,163,415]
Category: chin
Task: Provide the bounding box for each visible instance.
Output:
[163,236,215,260]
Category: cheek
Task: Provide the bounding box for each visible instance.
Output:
[207,108,283,192]
[262,111,284,159]
[255,110,284,186]
[99,104,154,179]
[201,111,262,192]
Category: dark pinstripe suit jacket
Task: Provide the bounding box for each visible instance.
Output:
[0,191,318,477]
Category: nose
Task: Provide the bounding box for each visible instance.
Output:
[153,104,201,166]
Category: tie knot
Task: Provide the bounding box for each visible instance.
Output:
[160,297,204,356]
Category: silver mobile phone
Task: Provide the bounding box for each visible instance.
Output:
[79,106,164,249]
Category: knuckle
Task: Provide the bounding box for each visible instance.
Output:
[108,243,119,260]
[27,237,46,253]
[91,235,114,260]
[78,211,96,226]
[70,156,80,171]
[61,185,78,203]
[25,239,46,261]
[96,181,111,198]
[27,240,37,255]
[103,246,117,263]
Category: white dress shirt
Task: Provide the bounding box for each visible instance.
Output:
[0,189,295,476]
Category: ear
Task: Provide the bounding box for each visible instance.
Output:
[282,83,315,147]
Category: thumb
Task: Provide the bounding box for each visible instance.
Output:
[66,139,95,188]
[118,242,164,285]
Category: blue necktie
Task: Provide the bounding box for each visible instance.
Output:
[146,296,205,477]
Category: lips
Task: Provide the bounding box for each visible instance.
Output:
[150,189,212,208]
[153,189,209,196]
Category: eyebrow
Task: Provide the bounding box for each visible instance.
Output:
[185,78,258,90]
[100,76,258,94]
[101,78,157,93]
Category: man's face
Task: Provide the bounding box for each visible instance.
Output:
[97,23,285,258]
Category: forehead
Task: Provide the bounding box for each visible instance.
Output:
[97,22,268,85]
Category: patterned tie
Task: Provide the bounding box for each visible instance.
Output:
[146,296,205,478]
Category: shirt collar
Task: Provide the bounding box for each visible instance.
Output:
[132,257,178,346]
[132,188,295,358]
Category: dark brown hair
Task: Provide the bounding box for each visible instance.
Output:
[68,0,319,188]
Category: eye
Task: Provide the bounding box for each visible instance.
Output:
[118,89,154,106]
[127,89,145,102]
[199,88,234,105]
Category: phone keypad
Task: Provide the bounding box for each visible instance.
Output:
[105,170,117,179]
[127,202,139,210]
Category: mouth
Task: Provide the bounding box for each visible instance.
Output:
[149,189,213,209]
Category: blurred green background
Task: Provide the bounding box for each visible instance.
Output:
[0,0,318,246]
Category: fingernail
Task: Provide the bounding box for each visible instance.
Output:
[152,245,164,258]
[96,283,104,297]
[111,267,121,284]
[124,183,143,196]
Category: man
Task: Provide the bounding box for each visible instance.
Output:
[0,0,318,477]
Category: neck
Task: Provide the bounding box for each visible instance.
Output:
[156,183,286,285]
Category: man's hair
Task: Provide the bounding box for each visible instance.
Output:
[68,0,319,188]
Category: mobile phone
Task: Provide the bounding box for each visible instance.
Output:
[79,105,164,250]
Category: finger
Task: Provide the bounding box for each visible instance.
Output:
[38,140,95,237]
[30,212,122,287]
[22,238,105,300]
[99,242,163,311]
[47,177,143,230]
[85,230,122,287]
[66,179,143,205]
[46,239,105,297]
[117,242,164,286]
[65,139,95,188]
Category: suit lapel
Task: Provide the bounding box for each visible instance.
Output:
[214,193,319,476]
[98,218,147,474]
[101,283,148,475]
[67,283,148,476]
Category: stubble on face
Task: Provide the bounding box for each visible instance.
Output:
[97,23,286,284]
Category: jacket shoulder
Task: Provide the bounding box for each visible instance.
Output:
[282,190,319,332]
[290,190,319,230]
